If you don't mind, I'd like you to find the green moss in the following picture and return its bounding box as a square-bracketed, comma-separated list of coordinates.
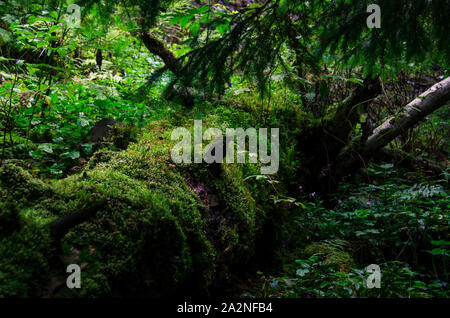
[86, 149, 120, 170]
[0, 164, 58, 297]
[0, 115, 274, 297]
[0, 164, 53, 204]
[215, 164, 260, 263]
[47, 134, 217, 296]
[110, 123, 139, 149]
[0, 219, 54, 297]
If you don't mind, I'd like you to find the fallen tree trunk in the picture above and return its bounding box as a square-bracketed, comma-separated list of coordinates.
[328, 77, 381, 145]
[324, 77, 450, 186]
[0, 117, 272, 297]
[363, 77, 450, 154]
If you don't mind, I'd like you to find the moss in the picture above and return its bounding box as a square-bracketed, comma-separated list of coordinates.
[0, 164, 57, 297]
[0, 218, 54, 297]
[0, 164, 53, 204]
[0, 115, 275, 297]
[110, 123, 139, 149]
[48, 136, 217, 296]
[215, 164, 260, 263]
[61, 205, 196, 297]
[62, 273, 111, 298]
[303, 240, 354, 272]
[86, 149, 120, 170]
[56, 119, 271, 296]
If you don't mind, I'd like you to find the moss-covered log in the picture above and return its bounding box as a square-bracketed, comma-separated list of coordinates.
[0, 120, 272, 297]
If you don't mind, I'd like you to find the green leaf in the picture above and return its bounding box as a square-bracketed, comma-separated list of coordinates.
[296, 268, 310, 277]
[168, 16, 181, 25]
[29, 150, 43, 159]
[27, 65, 39, 75]
[190, 21, 201, 37]
[216, 23, 230, 35]
[49, 24, 61, 33]
[62, 150, 80, 160]
[431, 240, 450, 246]
[38, 143, 53, 154]
[180, 15, 193, 28]
[27, 15, 38, 24]
[188, 6, 209, 15]
[0, 28, 11, 45]
[49, 11, 58, 19]
[82, 143, 93, 155]
[276, 0, 289, 17]
[78, 117, 90, 127]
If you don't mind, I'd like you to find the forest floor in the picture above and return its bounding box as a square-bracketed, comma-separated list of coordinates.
[1, 13, 449, 297]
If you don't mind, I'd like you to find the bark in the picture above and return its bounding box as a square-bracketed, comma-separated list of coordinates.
[140, 31, 195, 106]
[327, 77, 381, 145]
[96, 49, 102, 72]
[140, 31, 182, 76]
[297, 77, 382, 193]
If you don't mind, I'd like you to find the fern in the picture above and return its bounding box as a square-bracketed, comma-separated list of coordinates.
[400, 183, 445, 200]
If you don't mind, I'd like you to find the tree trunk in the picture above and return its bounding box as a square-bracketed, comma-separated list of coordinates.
[140, 31, 196, 106]
[140, 31, 182, 76]
[323, 77, 450, 187]
[327, 77, 381, 146]
[363, 76, 450, 154]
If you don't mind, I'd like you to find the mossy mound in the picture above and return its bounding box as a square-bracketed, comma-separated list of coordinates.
[0, 119, 270, 297]
[0, 164, 53, 203]
[52, 149, 216, 297]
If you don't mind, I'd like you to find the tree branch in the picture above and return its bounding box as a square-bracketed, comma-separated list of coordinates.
[49, 200, 107, 242]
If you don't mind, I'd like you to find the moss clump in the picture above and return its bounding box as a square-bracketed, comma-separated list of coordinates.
[110, 123, 139, 149]
[49, 140, 216, 297]
[85, 149, 120, 170]
[304, 240, 354, 272]
[0, 164, 52, 203]
[0, 164, 57, 297]
[214, 164, 261, 264]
